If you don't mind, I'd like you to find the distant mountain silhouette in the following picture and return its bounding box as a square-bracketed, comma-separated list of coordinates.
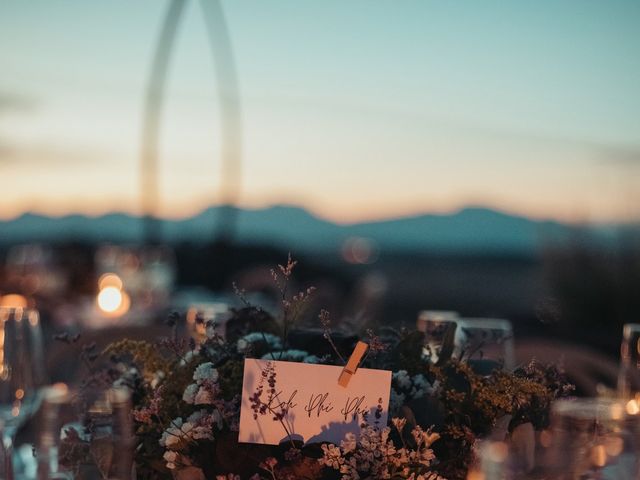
[0, 205, 612, 254]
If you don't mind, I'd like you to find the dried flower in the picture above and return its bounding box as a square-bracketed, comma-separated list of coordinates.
[366, 328, 388, 354]
[319, 424, 445, 480]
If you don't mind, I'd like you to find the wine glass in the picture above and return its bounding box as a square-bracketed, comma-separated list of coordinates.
[416, 310, 460, 364]
[0, 307, 46, 480]
[458, 318, 515, 370]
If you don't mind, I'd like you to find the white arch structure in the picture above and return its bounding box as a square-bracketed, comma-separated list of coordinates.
[140, 0, 242, 243]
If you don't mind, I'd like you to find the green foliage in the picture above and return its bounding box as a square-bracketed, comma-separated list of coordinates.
[217, 359, 244, 401]
[103, 340, 169, 381]
[427, 359, 570, 480]
[387, 330, 426, 375]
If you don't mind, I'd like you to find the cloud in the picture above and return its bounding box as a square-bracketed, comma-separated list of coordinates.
[0, 90, 109, 167]
[0, 140, 111, 167]
[595, 146, 640, 167]
[0, 91, 37, 113]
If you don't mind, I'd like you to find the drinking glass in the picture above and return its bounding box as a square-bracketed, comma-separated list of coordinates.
[458, 318, 515, 370]
[57, 386, 134, 480]
[471, 398, 640, 479]
[618, 323, 640, 400]
[186, 302, 231, 344]
[545, 398, 640, 480]
[0, 307, 46, 480]
[35, 384, 73, 480]
[416, 310, 460, 364]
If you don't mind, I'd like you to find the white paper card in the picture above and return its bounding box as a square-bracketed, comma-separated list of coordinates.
[238, 358, 392, 445]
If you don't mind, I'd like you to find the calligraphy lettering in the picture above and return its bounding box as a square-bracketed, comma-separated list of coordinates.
[341, 396, 367, 421]
[304, 392, 334, 418]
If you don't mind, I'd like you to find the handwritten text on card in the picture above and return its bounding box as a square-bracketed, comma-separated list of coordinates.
[238, 359, 392, 445]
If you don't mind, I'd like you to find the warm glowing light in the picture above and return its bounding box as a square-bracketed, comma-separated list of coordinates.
[15, 388, 24, 400]
[486, 441, 508, 463]
[117, 291, 131, 316]
[98, 273, 123, 290]
[44, 383, 70, 404]
[28, 310, 39, 326]
[466, 471, 485, 480]
[52, 382, 68, 393]
[186, 308, 197, 325]
[610, 403, 624, 420]
[11, 406, 20, 417]
[590, 444, 607, 467]
[96, 272, 130, 318]
[605, 436, 624, 457]
[626, 399, 640, 415]
[0, 294, 27, 308]
[98, 286, 122, 312]
[97, 288, 130, 318]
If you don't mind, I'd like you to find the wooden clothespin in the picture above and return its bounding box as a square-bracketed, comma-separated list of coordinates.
[338, 341, 368, 388]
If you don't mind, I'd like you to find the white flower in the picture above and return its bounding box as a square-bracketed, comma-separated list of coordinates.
[236, 338, 249, 352]
[160, 418, 183, 448]
[151, 370, 165, 389]
[430, 380, 441, 393]
[181, 422, 194, 436]
[159, 416, 215, 450]
[341, 432, 357, 454]
[163, 450, 178, 469]
[392, 417, 407, 433]
[193, 362, 218, 383]
[194, 386, 214, 405]
[211, 409, 224, 429]
[261, 349, 309, 362]
[187, 410, 205, 423]
[319, 444, 344, 470]
[164, 434, 179, 449]
[191, 426, 213, 440]
[303, 355, 321, 364]
[182, 383, 198, 404]
[320, 423, 443, 479]
[237, 332, 282, 352]
[179, 350, 198, 366]
[393, 370, 412, 390]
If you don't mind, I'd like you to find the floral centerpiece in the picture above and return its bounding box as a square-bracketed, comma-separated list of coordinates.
[59, 256, 572, 480]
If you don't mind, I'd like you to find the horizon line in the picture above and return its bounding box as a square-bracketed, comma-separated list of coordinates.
[2, 202, 637, 228]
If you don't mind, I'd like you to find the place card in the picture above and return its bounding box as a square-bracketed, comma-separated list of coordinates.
[238, 358, 392, 445]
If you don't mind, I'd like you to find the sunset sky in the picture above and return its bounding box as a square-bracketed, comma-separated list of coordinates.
[1, 0, 640, 224]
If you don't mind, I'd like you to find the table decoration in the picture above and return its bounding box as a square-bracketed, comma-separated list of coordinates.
[0, 306, 47, 480]
[238, 358, 391, 445]
[55, 257, 573, 480]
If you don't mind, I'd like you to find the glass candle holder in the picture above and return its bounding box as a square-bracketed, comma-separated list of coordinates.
[546, 398, 640, 480]
[416, 310, 460, 364]
[618, 323, 640, 400]
[458, 318, 515, 370]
